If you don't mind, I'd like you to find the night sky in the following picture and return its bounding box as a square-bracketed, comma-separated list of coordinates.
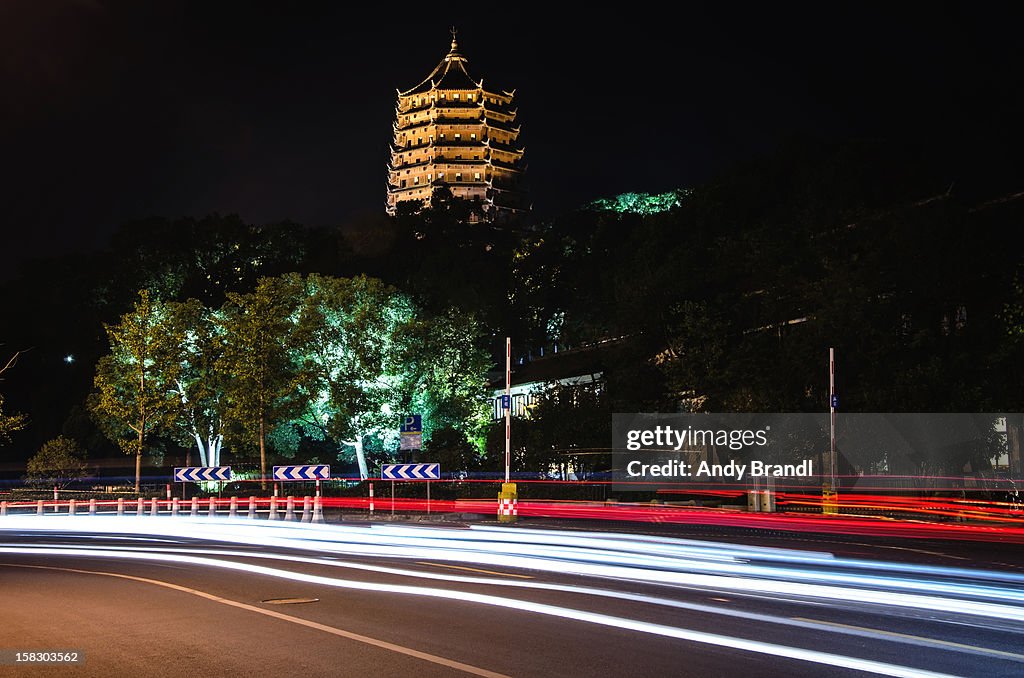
[1, 3, 1020, 278]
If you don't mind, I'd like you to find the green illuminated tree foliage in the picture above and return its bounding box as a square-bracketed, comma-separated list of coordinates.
[26, 436, 90, 488]
[287, 275, 492, 478]
[220, 275, 305, 488]
[291, 275, 419, 479]
[90, 290, 182, 492]
[164, 299, 228, 467]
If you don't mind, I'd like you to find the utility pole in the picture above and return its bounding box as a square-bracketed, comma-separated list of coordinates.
[829, 346, 836, 489]
[825, 347, 838, 515]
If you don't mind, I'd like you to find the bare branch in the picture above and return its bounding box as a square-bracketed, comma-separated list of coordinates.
[0, 347, 32, 378]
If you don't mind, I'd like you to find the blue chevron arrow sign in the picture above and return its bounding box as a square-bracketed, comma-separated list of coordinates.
[174, 466, 232, 483]
[381, 463, 441, 481]
[273, 464, 331, 481]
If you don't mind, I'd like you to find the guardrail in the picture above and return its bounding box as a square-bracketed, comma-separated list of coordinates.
[0, 496, 324, 523]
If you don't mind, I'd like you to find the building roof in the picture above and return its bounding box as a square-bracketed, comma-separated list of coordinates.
[400, 36, 481, 96]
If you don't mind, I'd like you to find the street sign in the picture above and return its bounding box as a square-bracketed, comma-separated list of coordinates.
[174, 466, 232, 483]
[400, 433, 422, 450]
[273, 464, 331, 481]
[500, 394, 511, 410]
[830, 394, 839, 409]
[381, 463, 440, 480]
[400, 415, 423, 451]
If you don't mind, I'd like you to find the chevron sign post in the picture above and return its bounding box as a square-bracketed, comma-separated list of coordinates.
[273, 465, 331, 481]
[381, 463, 441, 515]
[174, 466, 232, 483]
[381, 463, 440, 480]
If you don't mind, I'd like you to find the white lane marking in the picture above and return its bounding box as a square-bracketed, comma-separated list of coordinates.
[0, 550, 962, 678]
[2, 563, 509, 678]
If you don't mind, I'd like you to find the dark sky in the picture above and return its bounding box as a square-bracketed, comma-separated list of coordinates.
[1, 2, 1020, 278]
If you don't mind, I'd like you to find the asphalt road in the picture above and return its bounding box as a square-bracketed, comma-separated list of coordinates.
[2, 516, 1024, 677]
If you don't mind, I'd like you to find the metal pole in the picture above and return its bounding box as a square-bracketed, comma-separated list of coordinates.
[391, 480, 395, 516]
[505, 336, 511, 484]
[829, 347, 836, 490]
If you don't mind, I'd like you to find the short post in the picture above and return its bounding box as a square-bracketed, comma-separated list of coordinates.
[117, 497, 125, 516]
[369, 482, 374, 515]
[88, 498, 97, 515]
[54, 485, 59, 502]
[69, 499, 77, 516]
[1, 501, 7, 517]
[316, 478, 321, 498]
[166, 484, 171, 501]
[312, 495, 324, 523]
[269, 496, 279, 520]
[247, 496, 256, 519]
[301, 496, 311, 522]
[285, 496, 295, 522]
[190, 497, 199, 516]
[37, 500, 44, 516]
[229, 496, 238, 518]
[497, 483, 517, 523]
[150, 497, 159, 516]
[207, 497, 216, 518]
[171, 498, 180, 517]
[136, 497, 144, 516]
[427, 480, 431, 515]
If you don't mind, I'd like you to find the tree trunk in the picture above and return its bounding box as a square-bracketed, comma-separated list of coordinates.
[259, 416, 267, 490]
[194, 433, 208, 467]
[135, 430, 143, 493]
[343, 437, 369, 480]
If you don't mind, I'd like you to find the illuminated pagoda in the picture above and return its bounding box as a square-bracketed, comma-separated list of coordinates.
[387, 30, 527, 220]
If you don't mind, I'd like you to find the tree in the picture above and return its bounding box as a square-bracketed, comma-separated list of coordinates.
[220, 275, 304, 488]
[164, 299, 228, 467]
[288, 275, 494, 478]
[0, 349, 28, 443]
[26, 436, 89, 488]
[91, 291, 181, 492]
[291, 274, 419, 479]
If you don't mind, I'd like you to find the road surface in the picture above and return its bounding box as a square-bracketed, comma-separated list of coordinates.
[2, 515, 1023, 677]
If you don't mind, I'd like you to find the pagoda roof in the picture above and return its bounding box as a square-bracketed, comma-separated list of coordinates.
[399, 35, 483, 96]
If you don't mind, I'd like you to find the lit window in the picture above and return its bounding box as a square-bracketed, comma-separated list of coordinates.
[417, 137, 422, 145]
[454, 92, 460, 100]
[470, 133, 477, 140]
[456, 173, 463, 181]
[455, 133, 461, 141]
[427, 173, 433, 180]
[468, 93, 475, 101]
[414, 176, 420, 185]
[455, 154, 462, 159]
[428, 134, 434, 142]
[438, 172, 445, 181]
[474, 172, 481, 181]
[401, 179, 406, 188]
